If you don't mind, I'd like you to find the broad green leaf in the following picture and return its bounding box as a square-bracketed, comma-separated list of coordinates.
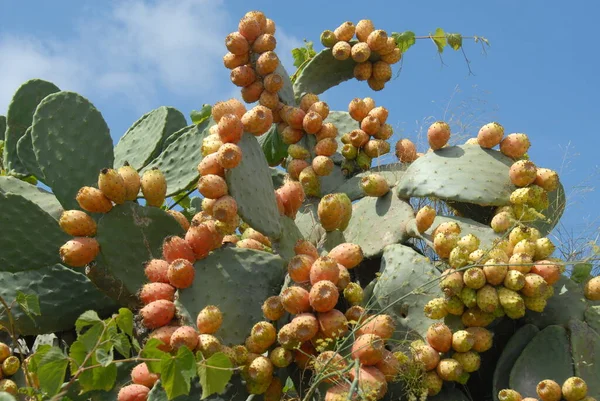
[75, 310, 102, 334]
[161, 347, 197, 400]
[292, 41, 316, 68]
[258, 124, 288, 166]
[571, 263, 592, 283]
[197, 352, 234, 399]
[141, 338, 169, 373]
[78, 322, 104, 352]
[112, 332, 131, 358]
[79, 362, 118, 393]
[432, 28, 447, 53]
[36, 347, 69, 396]
[29, 344, 51, 371]
[446, 33, 463, 50]
[115, 308, 134, 337]
[95, 348, 114, 367]
[190, 105, 211, 125]
[392, 31, 416, 53]
[283, 376, 295, 392]
[15, 291, 41, 321]
[171, 190, 192, 210]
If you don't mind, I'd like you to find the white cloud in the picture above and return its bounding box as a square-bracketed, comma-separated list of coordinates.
[0, 1, 302, 116]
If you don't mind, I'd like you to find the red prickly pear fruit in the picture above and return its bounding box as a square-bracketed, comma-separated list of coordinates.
[230, 65, 256, 87]
[217, 114, 243, 144]
[367, 29, 388, 51]
[252, 33, 276, 53]
[144, 259, 170, 283]
[374, 123, 393, 140]
[287, 254, 314, 283]
[315, 138, 338, 157]
[436, 358, 464, 382]
[530, 260, 560, 285]
[336, 264, 350, 290]
[351, 334, 384, 365]
[500, 133, 530, 158]
[356, 19, 374, 42]
[98, 168, 127, 204]
[510, 160, 538, 187]
[328, 243, 363, 269]
[498, 389, 523, 401]
[60, 237, 99, 267]
[477, 122, 504, 148]
[287, 159, 309, 180]
[534, 168, 559, 192]
[345, 305, 366, 325]
[280, 286, 311, 314]
[317, 195, 343, 231]
[466, 327, 493, 352]
[250, 321, 277, 349]
[59, 210, 97, 236]
[241, 228, 270, 247]
[280, 125, 304, 144]
[427, 121, 451, 150]
[217, 143, 243, 169]
[452, 330, 475, 352]
[167, 259, 195, 289]
[363, 139, 390, 158]
[411, 343, 441, 371]
[584, 276, 600, 301]
[211, 195, 238, 222]
[185, 223, 215, 259]
[293, 341, 317, 370]
[372, 61, 392, 82]
[276, 179, 305, 218]
[314, 351, 348, 383]
[170, 326, 199, 351]
[360, 173, 389, 197]
[197, 174, 228, 199]
[212, 99, 246, 123]
[222, 235, 239, 245]
[264, 377, 283, 401]
[236, 238, 267, 251]
[76, 186, 113, 213]
[375, 349, 402, 382]
[294, 239, 319, 259]
[225, 31, 249, 55]
[483, 259, 508, 285]
[309, 280, 339, 312]
[303, 111, 323, 134]
[117, 162, 141, 201]
[166, 210, 190, 232]
[131, 362, 159, 388]
[198, 153, 225, 178]
[415, 205, 436, 233]
[299, 93, 319, 112]
[148, 325, 179, 352]
[426, 323, 452, 353]
[162, 236, 195, 264]
[256, 51, 280, 76]
[536, 379, 562, 401]
[477, 285, 500, 313]
[395, 138, 418, 163]
[349, 129, 369, 148]
[139, 283, 175, 305]
[118, 384, 150, 401]
[318, 309, 348, 338]
[357, 314, 395, 340]
[311, 156, 334, 177]
[282, 106, 306, 130]
[290, 313, 319, 342]
[196, 305, 223, 334]
[349, 366, 388, 401]
[140, 168, 167, 207]
[140, 300, 175, 329]
[522, 273, 548, 297]
[203, 219, 225, 247]
[310, 257, 340, 285]
[269, 347, 293, 368]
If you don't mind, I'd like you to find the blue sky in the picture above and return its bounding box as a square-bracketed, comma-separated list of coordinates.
[1, 0, 598, 246]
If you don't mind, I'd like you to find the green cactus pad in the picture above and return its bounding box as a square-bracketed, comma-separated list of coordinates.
[3, 79, 60, 175]
[508, 325, 574, 397]
[0, 114, 5, 138]
[0, 264, 117, 335]
[319, 230, 346, 255]
[114, 106, 187, 170]
[0, 176, 62, 220]
[343, 192, 413, 258]
[568, 319, 600, 398]
[161, 124, 195, 152]
[176, 247, 285, 346]
[225, 133, 282, 239]
[292, 49, 356, 101]
[332, 163, 407, 201]
[142, 118, 213, 197]
[275, 216, 304, 262]
[95, 202, 184, 303]
[16, 127, 45, 181]
[585, 305, 600, 333]
[275, 63, 296, 106]
[258, 124, 288, 167]
[530, 182, 566, 236]
[373, 244, 443, 339]
[31, 91, 114, 210]
[319, 164, 347, 196]
[523, 275, 588, 328]
[0, 192, 69, 272]
[325, 110, 359, 152]
[294, 199, 324, 244]
[492, 324, 540, 401]
[396, 145, 515, 206]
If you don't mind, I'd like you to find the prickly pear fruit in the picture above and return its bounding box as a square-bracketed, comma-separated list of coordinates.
[117, 384, 150, 401]
[140, 300, 175, 329]
[276, 179, 305, 219]
[534, 238, 555, 260]
[196, 305, 223, 334]
[510, 160, 538, 187]
[255, 51, 280, 78]
[162, 236, 195, 264]
[500, 133, 530, 159]
[356, 314, 395, 340]
[139, 283, 175, 305]
[148, 325, 178, 352]
[166, 210, 190, 232]
[98, 168, 127, 204]
[117, 162, 141, 201]
[299, 166, 320, 197]
[328, 243, 363, 269]
[530, 260, 560, 285]
[281, 286, 311, 314]
[170, 326, 199, 351]
[261, 296, 284, 321]
[440, 270, 464, 296]
[309, 280, 339, 313]
[433, 233, 459, 258]
[535, 168, 559, 192]
[453, 351, 481, 373]
[415, 205, 436, 233]
[477, 285, 500, 313]
[483, 259, 508, 285]
[197, 334, 222, 358]
[492, 211, 515, 233]
[198, 174, 228, 199]
[426, 323, 452, 353]
[131, 362, 159, 388]
[452, 330, 475, 352]
[140, 168, 166, 207]
[360, 174, 389, 197]
[395, 138, 418, 163]
[269, 347, 293, 368]
[424, 297, 448, 320]
[311, 155, 334, 177]
[504, 270, 526, 291]
[343, 282, 364, 305]
[522, 273, 548, 297]
[584, 276, 600, 301]
[423, 371, 443, 396]
[477, 122, 504, 148]
[460, 287, 478, 308]
[217, 143, 243, 169]
[536, 379, 562, 401]
[562, 377, 588, 401]
[498, 389, 523, 401]
[498, 287, 525, 312]
[436, 358, 464, 381]
[465, 327, 493, 352]
[310, 257, 340, 285]
[76, 186, 113, 213]
[427, 121, 451, 150]
[461, 307, 495, 327]
[59, 210, 97, 236]
[185, 222, 216, 259]
[449, 247, 470, 269]
[351, 334, 384, 365]
[59, 237, 100, 267]
[317, 194, 343, 231]
[236, 238, 267, 251]
[287, 254, 314, 283]
[318, 309, 348, 338]
[211, 195, 238, 222]
[167, 259, 195, 289]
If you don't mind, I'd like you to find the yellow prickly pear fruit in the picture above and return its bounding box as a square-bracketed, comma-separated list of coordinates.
[98, 168, 126, 204]
[141, 168, 167, 207]
[118, 162, 141, 201]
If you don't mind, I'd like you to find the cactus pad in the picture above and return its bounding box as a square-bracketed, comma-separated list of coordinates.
[294, 200, 324, 244]
[3, 79, 60, 175]
[31, 91, 114, 210]
[332, 163, 407, 201]
[142, 119, 213, 196]
[509, 325, 574, 397]
[530, 182, 566, 236]
[16, 127, 45, 181]
[568, 319, 600, 398]
[161, 124, 195, 153]
[0, 176, 62, 220]
[0, 192, 69, 272]
[343, 192, 413, 258]
[319, 164, 347, 196]
[373, 244, 442, 338]
[0, 264, 117, 335]
[275, 63, 295, 106]
[95, 202, 184, 303]
[176, 247, 285, 346]
[585, 305, 600, 333]
[114, 106, 187, 170]
[226, 133, 282, 239]
[276, 216, 304, 262]
[396, 145, 515, 206]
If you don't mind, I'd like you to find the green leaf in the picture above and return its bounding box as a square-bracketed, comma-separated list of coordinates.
[392, 31, 416, 53]
[171, 190, 192, 210]
[78, 321, 104, 352]
[36, 347, 69, 397]
[257, 124, 288, 166]
[71, 338, 118, 393]
[572, 263, 592, 283]
[283, 376, 295, 392]
[291, 40, 316, 68]
[446, 33, 463, 50]
[115, 308, 134, 337]
[197, 352, 233, 399]
[161, 347, 197, 400]
[190, 105, 211, 125]
[112, 332, 131, 358]
[432, 28, 447, 53]
[141, 338, 169, 374]
[75, 310, 102, 334]
[15, 291, 41, 321]
[95, 348, 114, 367]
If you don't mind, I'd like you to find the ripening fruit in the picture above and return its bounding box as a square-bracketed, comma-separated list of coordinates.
[98, 168, 127, 204]
[212, 99, 246, 123]
[144, 259, 169, 283]
[360, 173, 389, 197]
[140, 299, 175, 329]
[167, 259, 195, 289]
[312, 156, 334, 176]
[280, 286, 311, 314]
[139, 282, 175, 305]
[252, 33, 276, 53]
[328, 243, 364, 269]
[478, 122, 504, 148]
[354, 61, 373, 81]
[256, 51, 280, 76]
[141, 168, 167, 207]
[217, 114, 243, 144]
[309, 280, 339, 312]
[367, 76, 386, 91]
[60, 237, 100, 267]
[223, 52, 249, 69]
[334, 21, 355, 42]
[262, 296, 285, 321]
[131, 362, 160, 388]
[197, 174, 228, 199]
[320, 30, 338, 48]
[287, 254, 314, 283]
[416, 205, 436, 233]
[466, 327, 493, 352]
[352, 334, 384, 365]
[584, 276, 600, 301]
[170, 326, 199, 351]
[117, 384, 150, 401]
[562, 377, 588, 401]
[536, 379, 562, 401]
[510, 160, 538, 187]
[357, 315, 395, 340]
[230, 65, 256, 87]
[367, 30, 388, 51]
[372, 61, 392, 82]
[118, 162, 141, 201]
[318, 309, 349, 338]
[426, 323, 452, 353]
[310, 256, 340, 285]
[263, 73, 283, 93]
[332, 41, 351, 60]
[535, 168, 560, 192]
[303, 111, 323, 134]
[238, 15, 261, 43]
[217, 143, 243, 169]
[59, 210, 96, 237]
[167, 210, 190, 232]
[76, 186, 113, 213]
[428, 121, 451, 150]
[351, 42, 371, 63]
[162, 236, 195, 264]
[225, 32, 249, 55]
[500, 133, 530, 158]
[242, 105, 273, 135]
[395, 138, 418, 162]
[196, 305, 223, 334]
[497, 389, 523, 401]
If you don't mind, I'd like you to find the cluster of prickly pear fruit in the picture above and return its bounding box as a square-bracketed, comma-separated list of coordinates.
[0, 342, 21, 396]
[321, 20, 401, 91]
[499, 376, 594, 401]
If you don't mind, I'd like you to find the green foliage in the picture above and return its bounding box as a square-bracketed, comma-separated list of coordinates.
[190, 105, 212, 125]
[392, 31, 416, 52]
[446, 33, 463, 50]
[258, 124, 288, 167]
[197, 352, 233, 399]
[432, 28, 447, 53]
